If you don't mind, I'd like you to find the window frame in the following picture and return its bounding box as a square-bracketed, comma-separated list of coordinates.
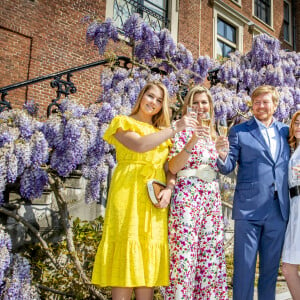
[231, 0, 242, 7]
[217, 18, 237, 57]
[253, 0, 273, 28]
[283, 0, 292, 44]
[213, 5, 244, 59]
[106, 0, 178, 42]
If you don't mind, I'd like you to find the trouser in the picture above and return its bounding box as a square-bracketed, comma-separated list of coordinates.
[233, 196, 287, 300]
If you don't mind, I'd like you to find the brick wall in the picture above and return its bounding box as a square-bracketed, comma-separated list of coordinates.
[1, 0, 297, 115]
[178, 0, 295, 60]
[0, 0, 107, 116]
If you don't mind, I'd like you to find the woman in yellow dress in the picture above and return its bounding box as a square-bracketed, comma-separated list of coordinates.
[92, 81, 197, 300]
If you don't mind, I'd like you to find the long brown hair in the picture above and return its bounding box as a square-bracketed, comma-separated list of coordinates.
[182, 85, 216, 139]
[289, 110, 300, 150]
[130, 81, 170, 128]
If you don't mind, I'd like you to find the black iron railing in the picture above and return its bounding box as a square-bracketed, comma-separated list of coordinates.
[1, 55, 223, 118]
[0, 56, 131, 116]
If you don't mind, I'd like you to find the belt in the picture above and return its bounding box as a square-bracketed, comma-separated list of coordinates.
[290, 185, 300, 199]
[177, 165, 217, 182]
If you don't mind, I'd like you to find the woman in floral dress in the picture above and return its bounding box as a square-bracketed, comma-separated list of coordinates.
[164, 86, 228, 300]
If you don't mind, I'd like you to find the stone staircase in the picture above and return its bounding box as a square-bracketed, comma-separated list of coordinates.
[4, 171, 105, 248]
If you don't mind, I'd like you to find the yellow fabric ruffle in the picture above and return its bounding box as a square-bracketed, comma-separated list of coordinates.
[92, 115, 171, 287]
[92, 239, 169, 287]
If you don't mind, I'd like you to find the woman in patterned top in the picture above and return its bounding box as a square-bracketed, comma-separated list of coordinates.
[164, 86, 228, 300]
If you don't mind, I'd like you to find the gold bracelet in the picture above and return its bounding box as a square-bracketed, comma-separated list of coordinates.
[183, 147, 192, 154]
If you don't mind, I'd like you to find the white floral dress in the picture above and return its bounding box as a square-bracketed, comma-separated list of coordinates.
[164, 128, 228, 300]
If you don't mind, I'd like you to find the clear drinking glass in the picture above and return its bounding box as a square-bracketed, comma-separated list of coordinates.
[200, 112, 211, 127]
[187, 106, 198, 120]
[291, 159, 300, 182]
[218, 118, 229, 152]
[218, 118, 228, 137]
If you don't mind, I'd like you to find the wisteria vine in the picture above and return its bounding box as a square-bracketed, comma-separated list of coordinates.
[0, 226, 39, 299]
[214, 34, 300, 121]
[1, 16, 300, 206]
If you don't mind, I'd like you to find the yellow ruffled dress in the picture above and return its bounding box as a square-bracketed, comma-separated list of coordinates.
[92, 115, 171, 287]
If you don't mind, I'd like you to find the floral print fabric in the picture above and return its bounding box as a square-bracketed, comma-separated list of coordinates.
[164, 129, 228, 300]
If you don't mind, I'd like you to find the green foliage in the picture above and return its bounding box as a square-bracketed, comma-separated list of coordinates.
[23, 216, 104, 299]
[22, 215, 166, 299]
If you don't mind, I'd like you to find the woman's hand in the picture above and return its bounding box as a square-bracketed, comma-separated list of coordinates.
[215, 136, 229, 161]
[193, 126, 210, 140]
[155, 187, 172, 209]
[173, 115, 198, 133]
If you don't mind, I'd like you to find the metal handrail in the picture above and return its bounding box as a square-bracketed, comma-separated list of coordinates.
[0, 56, 131, 115]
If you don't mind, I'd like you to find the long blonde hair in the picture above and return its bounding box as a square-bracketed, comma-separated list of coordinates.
[130, 81, 170, 128]
[289, 110, 300, 151]
[183, 85, 216, 140]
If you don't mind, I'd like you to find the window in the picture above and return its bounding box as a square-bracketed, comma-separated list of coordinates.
[113, 0, 169, 32]
[231, 0, 241, 5]
[284, 1, 291, 43]
[254, 0, 271, 25]
[216, 18, 237, 57]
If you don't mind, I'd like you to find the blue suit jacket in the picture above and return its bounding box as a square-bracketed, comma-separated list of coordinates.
[217, 117, 290, 221]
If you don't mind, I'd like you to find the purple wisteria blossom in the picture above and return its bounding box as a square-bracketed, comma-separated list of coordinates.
[192, 56, 213, 83]
[0, 227, 11, 291]
[20, 167, 48, 200]
[215, 34, 300, 121]
[0, 228, 39, 299]
[0, 110, 49, 202]
[123, 13, 144, 41]
[156, 29, 176, 59]
[86, 18, 118, 55]
[23, 100, 39, 117]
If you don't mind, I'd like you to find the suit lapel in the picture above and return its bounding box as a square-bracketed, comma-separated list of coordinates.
[247, 118, 274, 163]
[273, 121, 283, 162]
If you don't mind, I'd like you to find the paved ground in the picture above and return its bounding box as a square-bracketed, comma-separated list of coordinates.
[228, 278, 292, 300]
[253, 281, 292, 300]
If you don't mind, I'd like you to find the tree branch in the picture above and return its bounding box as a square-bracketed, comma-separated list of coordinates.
[47, 173, 106, 300]
[36, 283, 75, 298]
[0, 205, 58, 269]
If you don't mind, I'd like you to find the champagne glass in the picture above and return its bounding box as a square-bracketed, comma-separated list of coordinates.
[201, 112, 211, 127]
[291, 159, 300, 181]
[199, 112, 210, 141]
[218, 118, 228, 137]
[187, 106, 198, 130]
[187, 105, 198, 120]
[218, 118, 229, 152]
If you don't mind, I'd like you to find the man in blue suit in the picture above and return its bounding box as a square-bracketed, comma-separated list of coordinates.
[216, 85, 290, 300]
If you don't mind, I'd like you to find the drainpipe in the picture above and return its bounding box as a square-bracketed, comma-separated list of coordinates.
[292, 0, 296, 51]
[199, 0, 202, 57]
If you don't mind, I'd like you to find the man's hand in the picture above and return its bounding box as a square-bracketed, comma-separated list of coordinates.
[215, 136, 229, 161]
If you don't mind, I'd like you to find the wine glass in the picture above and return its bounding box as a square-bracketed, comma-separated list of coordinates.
[218, 118, 229, 152]
[218, 118, 228, 137]
[187, 105, 198, 120]
[200, 112, 211, 127]
[198, 112, 210, 141]
[187, 106, 198, 130]
[291, 159, 300, 182]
